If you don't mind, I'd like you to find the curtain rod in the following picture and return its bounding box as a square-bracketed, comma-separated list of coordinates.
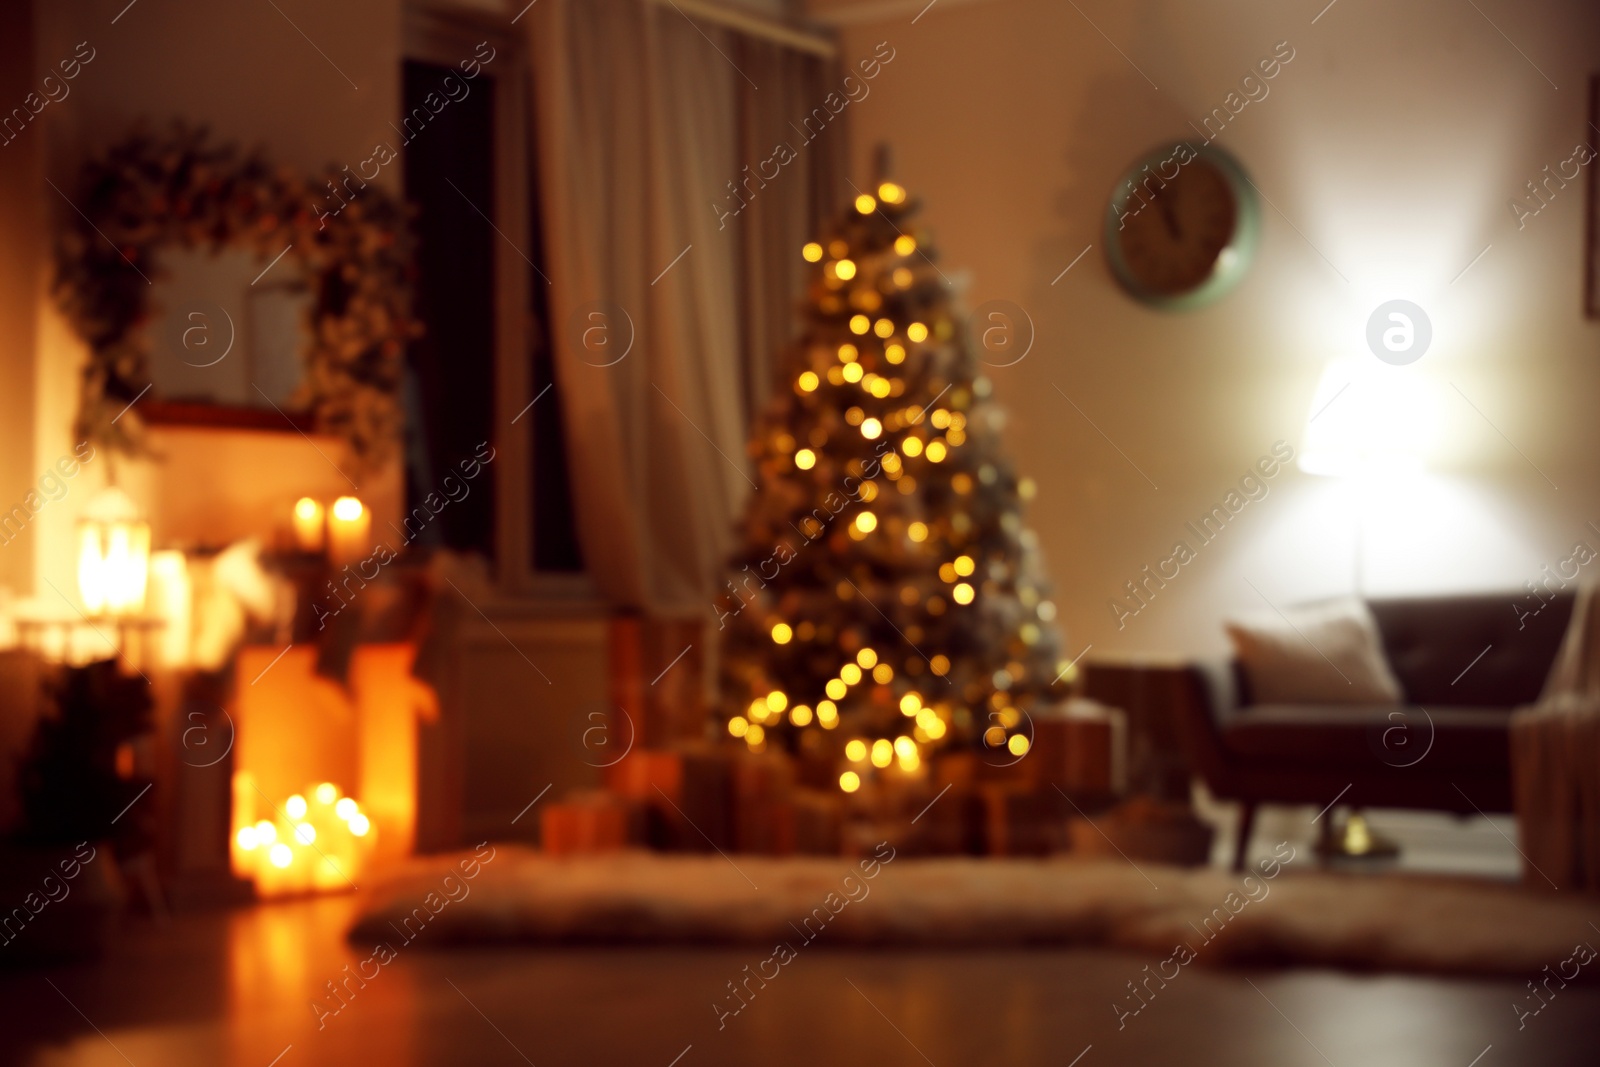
[649, 0, 839, 59]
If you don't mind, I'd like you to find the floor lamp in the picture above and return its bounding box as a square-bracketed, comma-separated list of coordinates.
[1298, 357, 1428, 859]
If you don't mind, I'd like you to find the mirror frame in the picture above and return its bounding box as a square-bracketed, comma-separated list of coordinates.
[53, 124, 416, 474]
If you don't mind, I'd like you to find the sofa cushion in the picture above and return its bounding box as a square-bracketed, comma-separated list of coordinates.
[1220, 704, 1510, 774]
[1368, 593, 1572, 708]
[1225, 598, 1404, 705]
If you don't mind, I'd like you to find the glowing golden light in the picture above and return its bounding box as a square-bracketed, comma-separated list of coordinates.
[854, 512, 878, 535]
[802, 241, 824, 262]
[907, 322, 930, 343]
[871, 739, 893, 768]
[766, 690, 788, 713]
[826, 678, 848, 700]
[1008, 734, 1030, 757]
[857, 647, 879, 669]
[984, 725, 1007, 747]
[840, 663, 863, 685]
[255, 820, 277, 843]
[877, 182, 905, 203]
[931, 409, 951, 429]
[798, 371, 819, 392]
[860, 417, 883, 440]
[895, 235, 917, 255]
[817, 700, 839, 727]
[885, 343, 906, 364]
[332, 497, 363, 523]
[901, 693, 922, 715]
[930, 654, 951, 676]
[855, 194, 877, 214]
[747, 723, 766, 745]
[869, 377, 892, 398]
[846, 739, 868, 762]
[314, 782, 337, 805]
[294, 823, 317, 845]
[874, 318, 895, 338]
[795, 449, 816, 470]
[892, 267, 913, 288]
[349, 814, 371, 836]
[873, 663, 893, 683]
[953, 582, 975, 605]
[269, 843, 293, 868]
[285, 794, 308, 820]
[838, 343, 859, 362]
[835, 259, 858, 281]
[925, 440, 948, 463]
[840, 770, 861, 793]
[849, 314, 871, 335]
[729, 716, 749, 738]
[954, 555, 975, 577]
[236, 826, 259, 850]
[790, 704, 814, 726]
[842, 363, 865, 384]
[908, 521, 928, 542]
[902, 437, 923, 458]
[771, 622, 794, 644]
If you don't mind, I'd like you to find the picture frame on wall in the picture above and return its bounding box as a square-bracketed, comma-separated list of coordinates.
[1589, 73, 1600, 319]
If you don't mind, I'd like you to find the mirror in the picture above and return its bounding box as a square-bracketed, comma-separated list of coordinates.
[142, 247, 312, 411]
[54, 125, 416, 476]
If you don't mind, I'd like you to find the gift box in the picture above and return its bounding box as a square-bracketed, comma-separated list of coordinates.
[1026, 699, 1127, 798]
[540, 791, 635, 855]
[605, 742, 733, 851]
[608, 615, 707, 748]
[979, 783, 1071, 856]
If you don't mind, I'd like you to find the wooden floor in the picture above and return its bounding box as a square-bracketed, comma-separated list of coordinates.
[3, 891, 1597, 1066]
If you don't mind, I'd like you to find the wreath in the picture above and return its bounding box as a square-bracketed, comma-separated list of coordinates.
[53, 124, 417, 475]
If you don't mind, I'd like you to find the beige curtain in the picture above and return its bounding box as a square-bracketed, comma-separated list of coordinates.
[526, 0, 842, 614]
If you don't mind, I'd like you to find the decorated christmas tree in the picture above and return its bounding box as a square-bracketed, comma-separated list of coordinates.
[718, 177, 1072, 795]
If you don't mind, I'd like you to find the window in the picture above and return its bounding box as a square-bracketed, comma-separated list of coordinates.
[403, 10, 586, 592]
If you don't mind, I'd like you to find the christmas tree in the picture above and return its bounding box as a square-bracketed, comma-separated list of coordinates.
[717, 178, 1072, 794]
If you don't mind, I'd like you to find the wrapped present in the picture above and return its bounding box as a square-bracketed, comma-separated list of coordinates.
[540, 791, 635, 855]
[604, 742, 733, 851]
[608, 615, 707, 748]
[732, 749, 797, 854]
[1026, 699, 1127, 798]
[790, 789, 844, 855]
[980, 784, 1071, 856]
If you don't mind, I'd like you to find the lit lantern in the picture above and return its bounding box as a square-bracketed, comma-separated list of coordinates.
[77, 487, 150, 617]
[327, 496, 370, 565]
[292, 497, 326, 553]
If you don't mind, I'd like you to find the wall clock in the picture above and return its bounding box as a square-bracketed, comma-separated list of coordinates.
[1103, 142, 1260, 310]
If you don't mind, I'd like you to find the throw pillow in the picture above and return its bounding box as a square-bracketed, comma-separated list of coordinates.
[1225, 597, 1404, 704]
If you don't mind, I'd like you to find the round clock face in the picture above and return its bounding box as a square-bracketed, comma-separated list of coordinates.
[1104, 144, 1259, 310]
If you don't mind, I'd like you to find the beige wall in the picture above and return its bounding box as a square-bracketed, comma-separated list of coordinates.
[0, 1, 42, 600]
[811, 0, 1600, 656]
[25, 0, 403, 598]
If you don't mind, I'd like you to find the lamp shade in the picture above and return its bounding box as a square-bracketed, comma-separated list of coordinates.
[1298, 358, 1430, 480]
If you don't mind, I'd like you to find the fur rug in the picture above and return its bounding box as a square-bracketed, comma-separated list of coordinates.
[348, 845, 1600, 977]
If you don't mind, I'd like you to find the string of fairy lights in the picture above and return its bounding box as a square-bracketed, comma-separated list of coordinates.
[719, 181, 1070, 795]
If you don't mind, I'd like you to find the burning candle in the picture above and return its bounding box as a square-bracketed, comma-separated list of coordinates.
[327, 496, 370, 566]
[292, 497, 326, 553]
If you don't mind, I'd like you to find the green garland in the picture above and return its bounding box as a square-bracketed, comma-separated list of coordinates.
[53, 124, 417, 474]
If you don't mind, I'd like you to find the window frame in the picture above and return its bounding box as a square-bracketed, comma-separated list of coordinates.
[404, 5, 598, 606]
